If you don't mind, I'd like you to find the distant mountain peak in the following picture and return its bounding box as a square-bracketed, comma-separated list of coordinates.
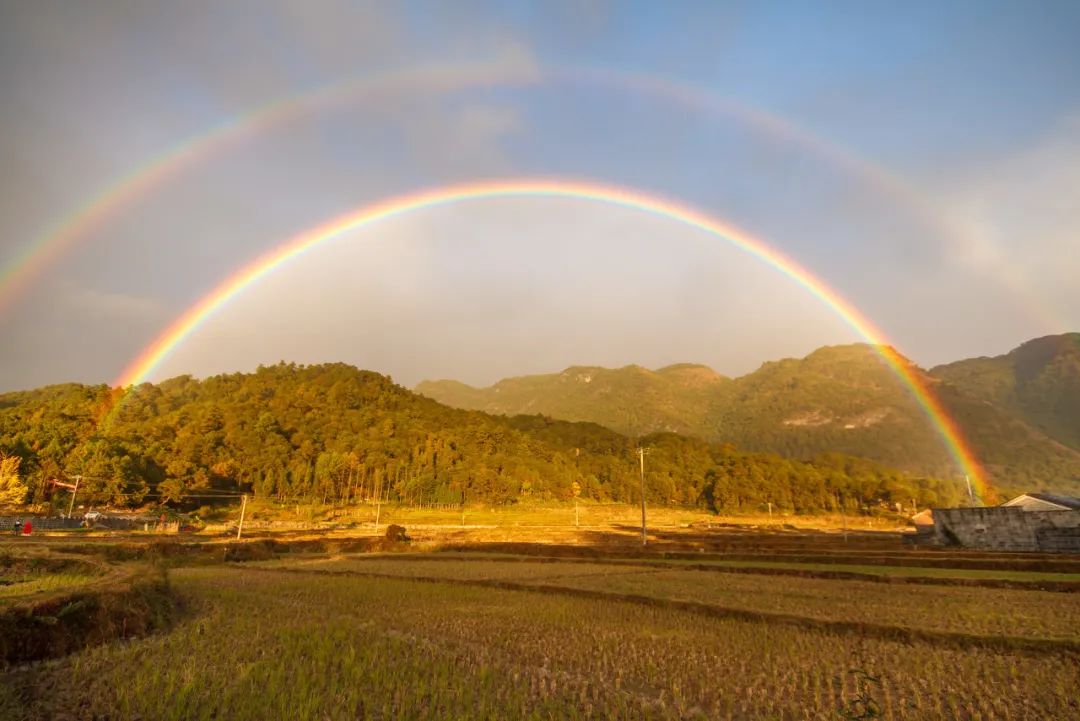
[931, 332, 1080, 451]
[656, 362, 724, 376]
[416, 338, 1080, 495]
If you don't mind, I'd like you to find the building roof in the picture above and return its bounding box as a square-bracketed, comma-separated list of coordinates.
[1001, 493, 1080, 511]
[911, 509, 934, 525]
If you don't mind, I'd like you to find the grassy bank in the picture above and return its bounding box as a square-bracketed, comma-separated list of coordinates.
[0, 564, 175, 665]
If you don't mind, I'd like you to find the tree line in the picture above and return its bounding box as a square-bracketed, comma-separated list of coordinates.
[0, 363, 967, 514]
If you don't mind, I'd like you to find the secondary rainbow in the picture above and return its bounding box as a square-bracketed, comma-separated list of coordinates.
[108, 178, 988, 499]
[0, 63, 1057, 334]
[0, 62, 537, 315]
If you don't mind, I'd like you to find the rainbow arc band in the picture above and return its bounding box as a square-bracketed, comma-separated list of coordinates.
[107, 178, 987, 499]
[0, 63, 1054, 333]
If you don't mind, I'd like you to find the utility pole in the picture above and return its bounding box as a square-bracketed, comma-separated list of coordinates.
[374, 479, 383, 535]
[964, 475, 975, 506]
[66, 475, 82, 518]
[638, 447, 647, 546]
[236, 494, 248, 540]
[572, 481, 581, 528]
[836, 491, 848, 543]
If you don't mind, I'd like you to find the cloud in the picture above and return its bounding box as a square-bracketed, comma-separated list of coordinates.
[938, 114, 1080, 332]
[154, 198, 855, 387]
[368, 38, 539, 175]
[3, 2, 1074, 392]
[0, 282, 168, 389]
[56, 286, 166, 323]
[401, 101, 525, 173]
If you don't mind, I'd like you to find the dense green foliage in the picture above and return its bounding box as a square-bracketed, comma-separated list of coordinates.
[932, 333, 1080, 449]
[419, 342, 1080, 495]
[0, 363, 958, 513]
[418, 362, 728, 438]
[0, 454, 25, 505]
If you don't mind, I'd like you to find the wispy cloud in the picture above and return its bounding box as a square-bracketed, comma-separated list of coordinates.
[57, 286, 166, 323]
[939, 114, 1080, 333]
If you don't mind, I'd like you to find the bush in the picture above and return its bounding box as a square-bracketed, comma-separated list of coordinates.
[384, 524, 409, 543]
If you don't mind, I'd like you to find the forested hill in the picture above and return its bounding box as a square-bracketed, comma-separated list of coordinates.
[0, 363, 964, 513]
[418, 343, 1080, 496]
[931, 334, 1080, 450]
[416, 363, 730, 438]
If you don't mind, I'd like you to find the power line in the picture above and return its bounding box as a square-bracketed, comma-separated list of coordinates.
[58, 491, 245, 499]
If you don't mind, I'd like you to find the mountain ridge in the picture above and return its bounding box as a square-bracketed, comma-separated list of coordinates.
[417, 361, 731, 439]
[417, 338, 1080, 495]
[932, 333, 1080, 450]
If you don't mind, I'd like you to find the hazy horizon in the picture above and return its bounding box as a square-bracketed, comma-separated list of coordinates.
[3, 329, 1070, 394]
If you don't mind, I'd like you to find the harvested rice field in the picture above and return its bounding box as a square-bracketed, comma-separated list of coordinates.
[3, 547, 1078, 720]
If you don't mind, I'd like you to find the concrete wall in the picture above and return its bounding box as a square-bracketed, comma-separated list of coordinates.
[0, 516, 84, 531]
[930, 506, 1080, 552]
[0, 516, 149, 532]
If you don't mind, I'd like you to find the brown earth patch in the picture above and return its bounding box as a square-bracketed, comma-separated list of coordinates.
[0, 566, 176, 666]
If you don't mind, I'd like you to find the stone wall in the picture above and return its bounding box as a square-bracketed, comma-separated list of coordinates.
[929, 507, 1080, 552]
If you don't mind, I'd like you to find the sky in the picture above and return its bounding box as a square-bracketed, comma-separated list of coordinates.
[0, 0, 1078, 390]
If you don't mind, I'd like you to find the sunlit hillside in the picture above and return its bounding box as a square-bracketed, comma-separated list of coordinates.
[933, 333, 1080, 449]
[0, 363, 964, 513]
[420, 340, 1080, 495]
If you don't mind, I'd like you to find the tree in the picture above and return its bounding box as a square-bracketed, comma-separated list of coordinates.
[158, 477, 188, 505]
[0, 362, 963, 510]
[0, 454, 28, 505]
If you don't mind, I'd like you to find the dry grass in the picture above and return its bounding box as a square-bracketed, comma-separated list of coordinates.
[528, 566, 1080, 640]
[0, 551, 108, 605]
[269, 555, 1080, 640]
[3, 563, 1078, 720]
[0, 573, 99, 600]
[3, 522, 1078, 719]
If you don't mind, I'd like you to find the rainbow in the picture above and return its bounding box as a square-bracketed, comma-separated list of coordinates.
[0, 63, 1057, 335]
[108, 178, 988, 500]
[0, 62, 540, 316]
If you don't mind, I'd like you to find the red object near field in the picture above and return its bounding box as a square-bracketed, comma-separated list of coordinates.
[21, 521, 31, 535]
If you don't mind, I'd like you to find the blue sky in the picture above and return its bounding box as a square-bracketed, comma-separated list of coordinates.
[0, 1, 1078, 389]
